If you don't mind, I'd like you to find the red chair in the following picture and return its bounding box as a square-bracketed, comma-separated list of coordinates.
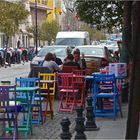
[62, 66, 79, 73]
[72, 69, 86, 76]
[72, 69, 86, 108]
[57, 73, 79, 112]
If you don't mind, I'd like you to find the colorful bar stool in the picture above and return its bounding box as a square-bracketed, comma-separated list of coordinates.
[0, 85, 20, 139]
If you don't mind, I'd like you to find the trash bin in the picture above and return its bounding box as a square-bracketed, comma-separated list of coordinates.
[121, 80, 129, 103]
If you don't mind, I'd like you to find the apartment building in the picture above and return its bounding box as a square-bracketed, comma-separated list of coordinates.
[0, 0, 62, 48]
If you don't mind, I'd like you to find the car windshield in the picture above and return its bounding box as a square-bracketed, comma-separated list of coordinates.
[78, 47, 104, 56]
[55, 38, 85, 46]
[37, 47, 66, 57]
[105, 41, 118, 46]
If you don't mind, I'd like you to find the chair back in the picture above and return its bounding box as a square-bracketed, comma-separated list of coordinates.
[15, 77, 40, 99]
[0, 85, 17, 113]
[28, 66, 51, 77]
[73, 69, 86, 76]
[57, 73, 74, 89]
[15, 77, 39, 87]
[38, 73, 56, 95]
[94, 74, 117, 94]
[62, 66, 79, 73]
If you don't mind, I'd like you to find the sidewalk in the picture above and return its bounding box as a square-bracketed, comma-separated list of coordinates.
[84, 103, 128, 140]
[30, 102, 128, 140]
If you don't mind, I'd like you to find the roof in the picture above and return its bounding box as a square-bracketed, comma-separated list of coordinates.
[43, 45, 71, 48]
[56, 31, 89, 38]
[75, 45, 104, 48]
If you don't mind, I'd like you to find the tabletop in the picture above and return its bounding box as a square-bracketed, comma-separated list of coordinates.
[15, 86, 40, 91]
[86, 73, 127, 81]
[38, 80, 56, 83]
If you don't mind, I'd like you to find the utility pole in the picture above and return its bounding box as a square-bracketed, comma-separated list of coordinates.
[35, 0, 38, 54]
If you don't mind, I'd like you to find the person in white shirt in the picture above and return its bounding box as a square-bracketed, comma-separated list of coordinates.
[42, 52, 61, 73]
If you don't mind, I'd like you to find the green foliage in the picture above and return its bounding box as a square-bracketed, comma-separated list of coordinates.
[0, 1, 29, 36]
[26, 26, 35, 36]
[75, 0, 123, 32]
[80, 26, 106, 41]
[27, 25, 42, 42]
[40, 20, 60, 44]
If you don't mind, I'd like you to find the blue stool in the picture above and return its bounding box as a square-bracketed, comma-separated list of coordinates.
[93, 74, 122, 120]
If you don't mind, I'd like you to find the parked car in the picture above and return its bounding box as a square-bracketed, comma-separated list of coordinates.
[103, 40, 119, 52]
[72, 45, 114, 74]
[30, 45, 71, 69]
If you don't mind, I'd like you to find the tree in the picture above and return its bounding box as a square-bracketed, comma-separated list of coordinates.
[0, 1, 29, 38]
[75, 0, 123, 32]
[27, 25, 41, 45]
[40, 20, 60, 45]
[0, 1, 29, 64]
[75, 1, 129, 64]
[80, 25, 106, 41]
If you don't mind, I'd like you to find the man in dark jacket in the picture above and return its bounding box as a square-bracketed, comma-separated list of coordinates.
[63, 54, 80, 68]
[53, 53, 63, 65]
[73, 48, 86, 69]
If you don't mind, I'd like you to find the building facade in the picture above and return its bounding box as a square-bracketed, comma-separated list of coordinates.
[0, 0, 63, 49]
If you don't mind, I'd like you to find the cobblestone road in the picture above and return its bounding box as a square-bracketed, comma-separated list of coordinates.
[30, 100, 77, 139]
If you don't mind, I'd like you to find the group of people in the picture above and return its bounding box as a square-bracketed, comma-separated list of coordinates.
[0, 47, 35, 67]
[41, 48, 87, 73]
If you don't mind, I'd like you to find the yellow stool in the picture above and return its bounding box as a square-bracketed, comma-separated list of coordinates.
[38, 72, 56, 121]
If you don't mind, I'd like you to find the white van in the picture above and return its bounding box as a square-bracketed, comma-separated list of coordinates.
[55, 31, 90, 46]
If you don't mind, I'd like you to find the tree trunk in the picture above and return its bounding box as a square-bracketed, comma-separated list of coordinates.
[125, 2, 140, 139]
[120, 1, 132, 63]
[120, 1, 132, 103]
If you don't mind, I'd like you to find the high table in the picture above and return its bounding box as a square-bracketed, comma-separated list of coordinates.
[12, 86, 40, 139]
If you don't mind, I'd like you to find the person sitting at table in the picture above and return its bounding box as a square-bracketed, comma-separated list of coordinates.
[53, 53, 63, 65]
[42, 52, 61, 73]
[73, 48, 87, 69]
[63, 54, 80, 68]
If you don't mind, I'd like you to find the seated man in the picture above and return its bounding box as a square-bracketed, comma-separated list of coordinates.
[53, 53, 63, 65]
[63, 54, 80, 68]
[62, 54, 80, 73]
[73, 48, 87, 69]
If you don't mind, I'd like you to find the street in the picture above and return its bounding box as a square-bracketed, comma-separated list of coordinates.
[0, 62, 30, 83]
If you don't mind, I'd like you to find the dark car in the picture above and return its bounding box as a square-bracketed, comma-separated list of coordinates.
[73, 45, 114, 74]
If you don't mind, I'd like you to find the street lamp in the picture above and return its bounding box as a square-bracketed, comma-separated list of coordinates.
[35, 0, 38, 54]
